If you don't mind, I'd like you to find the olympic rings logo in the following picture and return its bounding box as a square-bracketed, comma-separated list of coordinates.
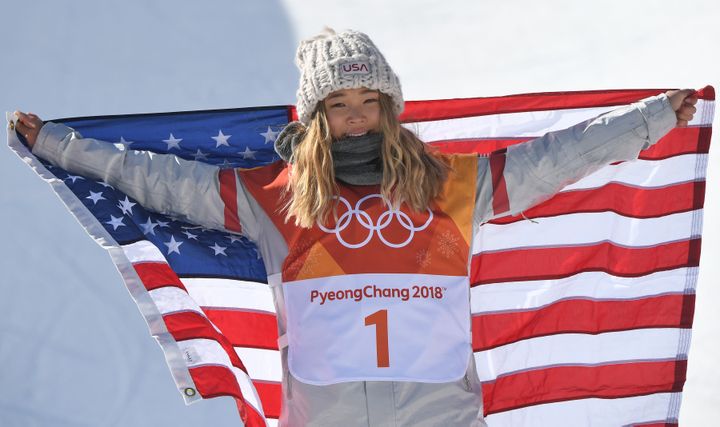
[317, 194, 433, 249]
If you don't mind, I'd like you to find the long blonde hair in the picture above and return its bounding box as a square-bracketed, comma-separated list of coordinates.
[284, 93, 450, 228]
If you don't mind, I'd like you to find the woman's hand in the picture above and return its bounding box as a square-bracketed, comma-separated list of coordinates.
[665, 89, 698, 128]
[14, 111, 44, 149]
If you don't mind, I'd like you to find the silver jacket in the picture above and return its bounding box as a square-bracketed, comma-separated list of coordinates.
[32, 94, 677, 427]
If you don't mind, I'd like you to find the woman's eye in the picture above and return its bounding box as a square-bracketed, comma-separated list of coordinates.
[331, 103, 346, 108]
[364, 98, 379, 104]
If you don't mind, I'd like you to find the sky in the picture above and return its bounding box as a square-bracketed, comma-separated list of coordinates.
[1, 0, 719, 425]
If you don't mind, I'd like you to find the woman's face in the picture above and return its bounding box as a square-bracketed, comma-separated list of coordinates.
[323, 88, 381, 140]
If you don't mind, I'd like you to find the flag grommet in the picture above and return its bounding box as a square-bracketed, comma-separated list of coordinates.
[183, 387, 196, 397]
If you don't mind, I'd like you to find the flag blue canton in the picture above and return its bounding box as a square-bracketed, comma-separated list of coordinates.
[41, 106, 292, 282]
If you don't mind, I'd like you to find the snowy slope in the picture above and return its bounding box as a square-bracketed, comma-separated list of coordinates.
[2, 0, 718, 425]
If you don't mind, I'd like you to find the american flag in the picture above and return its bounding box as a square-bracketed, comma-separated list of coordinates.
[7, 86, 714, 426]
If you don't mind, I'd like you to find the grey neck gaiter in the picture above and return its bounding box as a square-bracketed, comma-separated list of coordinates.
[274, 121, 383, 186]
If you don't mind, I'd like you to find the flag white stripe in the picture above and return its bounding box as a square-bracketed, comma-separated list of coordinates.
[122, 240, 167, 263]
[484, 392, 681, 426]
[474, 328, 683, 382]
[405, 100, 712, 142]
[474, 210, 698, 254]
[408, 106, 619, 141]
[561, 154, 706, 192]
[149, 286, 204, 315]
[470, 268, 694, 313]
[178, 338, 233, 368]
[182, 277, 275, 313]
[234, 347, 283, 383]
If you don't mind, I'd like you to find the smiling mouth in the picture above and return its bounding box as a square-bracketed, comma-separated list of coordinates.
[345, 131, 369, 137]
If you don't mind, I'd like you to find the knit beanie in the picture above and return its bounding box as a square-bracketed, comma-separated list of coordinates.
[294, 28, 404, 125]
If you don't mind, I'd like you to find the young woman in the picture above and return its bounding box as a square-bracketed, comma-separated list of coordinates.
[15, 29, 697, 426]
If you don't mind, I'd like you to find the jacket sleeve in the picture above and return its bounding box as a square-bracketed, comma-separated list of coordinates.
[473, 93, 678, 226]
[32, 122, 263, 241]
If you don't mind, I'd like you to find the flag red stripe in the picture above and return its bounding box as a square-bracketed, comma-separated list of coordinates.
[697, 85, 715, 99]
[481, 359, 686, 415]
[676, 292, 696, 389]
[400, 86, 714, 123]
[163, 311, 248, 372]
[488, 181, 705, 225]
[189, 365, 266, 427]
[402, 89, 667, 122]
[253, 380, 282, 419]
[239, 401, 268, 427]
[641, 127, 710, 160]
[204, 308, 279, 350]
[632, 422, 679, 427]
[218, 169, 242, 233]
[288, 105, 298, 122]
[472, 293, 695, 351]
[489, 148, 509, 215]
[429, 126, 709, 159]
[133, 262, 186, 291]
[471, 238, 702, 285]
[189, 364, 243, 399]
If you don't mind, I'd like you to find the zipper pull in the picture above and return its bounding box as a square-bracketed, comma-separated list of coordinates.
[463, 374, 472, 391]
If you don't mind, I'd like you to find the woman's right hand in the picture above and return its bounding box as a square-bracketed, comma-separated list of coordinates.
[14, 111, 44, 149]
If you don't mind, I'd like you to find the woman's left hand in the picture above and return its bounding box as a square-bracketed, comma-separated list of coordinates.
[665, 89, 698, 128]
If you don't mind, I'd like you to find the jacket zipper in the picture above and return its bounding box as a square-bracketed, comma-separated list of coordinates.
[463, 374, 472, 391]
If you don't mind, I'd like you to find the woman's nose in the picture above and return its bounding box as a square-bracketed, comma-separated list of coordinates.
[347, 106, 366, 123]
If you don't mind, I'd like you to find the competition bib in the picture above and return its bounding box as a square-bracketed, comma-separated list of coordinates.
[281, 273, 471, 385]
[241, 156, 480, 385]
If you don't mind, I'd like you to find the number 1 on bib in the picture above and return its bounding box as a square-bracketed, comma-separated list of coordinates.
[364, 309, 389, 368]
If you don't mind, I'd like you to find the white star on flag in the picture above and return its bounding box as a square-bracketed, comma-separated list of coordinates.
[226, 235, 242, 244]
[209, 243, 227, 256]
[163, 133, 182, 150]
[117, 137, 133, 149]
[140, 217, 158, 235]
[105, 215, 125, 231]
[240, 146, 257, 160]
[65, 174, 84, 183]
[164, 235, 183, 255]
[193, 149, 208, 161]
[156, 219, 170, 228]
[117, 197, 136, 216]
[212, 130, 231, 147]
[260, 126, 279, 144]
[98, 181, 114, 189]
[182, 230, 198, 240]
[86, 191, 106, 205]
